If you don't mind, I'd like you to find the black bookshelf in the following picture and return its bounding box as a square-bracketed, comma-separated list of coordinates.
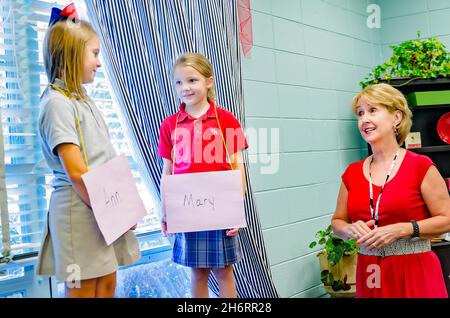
[395, 78, 450, 178]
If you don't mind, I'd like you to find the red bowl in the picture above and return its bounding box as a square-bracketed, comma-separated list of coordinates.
[437, 112, 450, 144]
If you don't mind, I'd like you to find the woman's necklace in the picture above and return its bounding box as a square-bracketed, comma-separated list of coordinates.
[368, 148, 400, 228]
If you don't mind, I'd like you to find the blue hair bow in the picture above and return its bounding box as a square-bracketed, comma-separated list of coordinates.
[48, 3, 79, 27]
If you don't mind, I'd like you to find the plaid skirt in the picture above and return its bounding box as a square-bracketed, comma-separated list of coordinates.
[172, 230, 243, 268]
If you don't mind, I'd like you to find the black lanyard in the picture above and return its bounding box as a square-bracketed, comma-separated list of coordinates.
[369, 148, 400, 227]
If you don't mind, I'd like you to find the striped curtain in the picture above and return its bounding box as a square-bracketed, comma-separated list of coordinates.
[85, 0, 278, 298]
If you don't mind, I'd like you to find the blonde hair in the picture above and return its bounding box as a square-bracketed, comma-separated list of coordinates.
[173, 53, 215, 102]
[352, 83, 413, 145]
[43, 20, 97, 100]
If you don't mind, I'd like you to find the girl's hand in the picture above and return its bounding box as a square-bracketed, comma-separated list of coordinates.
[357, 222, 406, 250]
[226, 228, 239, 236]
[345, 219, 375, 240]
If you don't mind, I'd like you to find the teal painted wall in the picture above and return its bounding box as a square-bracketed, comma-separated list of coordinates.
[377, 0, 450, 61]
[241, 0, 376, 297]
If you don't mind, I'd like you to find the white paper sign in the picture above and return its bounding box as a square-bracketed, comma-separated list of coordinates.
[162, 170, 246, 233]
[81, 155, 147, 245]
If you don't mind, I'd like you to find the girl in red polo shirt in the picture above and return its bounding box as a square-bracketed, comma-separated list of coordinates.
[158, 53, 248, 298]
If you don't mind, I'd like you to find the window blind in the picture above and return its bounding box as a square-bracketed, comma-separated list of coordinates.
[0, 0, 160, 261]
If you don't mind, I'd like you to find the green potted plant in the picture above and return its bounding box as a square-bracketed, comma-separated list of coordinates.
[309, 225, 358, 297]
[360, 31, 450, 89]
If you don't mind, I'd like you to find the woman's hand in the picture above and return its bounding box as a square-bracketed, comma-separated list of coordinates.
[357, 222, 408, 250]
[345, 219, 375, 240]
[226, 228, 239, 236]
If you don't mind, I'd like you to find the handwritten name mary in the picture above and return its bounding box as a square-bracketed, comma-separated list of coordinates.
[184, 194, 215, 210]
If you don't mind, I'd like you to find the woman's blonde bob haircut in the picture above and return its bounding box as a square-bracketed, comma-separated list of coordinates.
[352, 83, 413, 145]
[43, 20, 97, 99]
[173, 53, 215, 102]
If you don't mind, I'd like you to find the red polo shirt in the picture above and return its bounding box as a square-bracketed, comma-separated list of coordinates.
[158, 101, 248, 174]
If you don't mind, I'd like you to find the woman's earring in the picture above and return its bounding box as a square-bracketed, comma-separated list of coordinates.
[394, 126, 399, 136]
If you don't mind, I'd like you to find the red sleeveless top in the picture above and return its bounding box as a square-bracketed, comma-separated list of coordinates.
[342, 150, 447, 298]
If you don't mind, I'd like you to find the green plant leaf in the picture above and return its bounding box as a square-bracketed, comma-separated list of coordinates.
[328, 244, 345, 266]
[321, 270, 334, 286]
[332, 280, 345, 291]
[360, 31, 450, 87]
[315, 230, 326, 239]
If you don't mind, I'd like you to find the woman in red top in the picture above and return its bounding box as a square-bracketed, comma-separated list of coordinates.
[332, 83, 450, 298]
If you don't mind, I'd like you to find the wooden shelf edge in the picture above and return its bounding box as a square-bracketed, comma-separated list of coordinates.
[410, 105, 450, 111]
[408, 145, 450, 153]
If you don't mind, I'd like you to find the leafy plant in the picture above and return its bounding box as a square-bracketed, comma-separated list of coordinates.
[360, 31, 450, 88]
[309, 225, 358, 291]
[321, 270, 351, 292]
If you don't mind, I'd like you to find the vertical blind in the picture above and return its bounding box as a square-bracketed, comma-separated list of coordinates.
[0, 0, 158, 260]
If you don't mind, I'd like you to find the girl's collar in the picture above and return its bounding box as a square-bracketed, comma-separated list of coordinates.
[177, 100, 217, 122]
[51, 78, 87, 97]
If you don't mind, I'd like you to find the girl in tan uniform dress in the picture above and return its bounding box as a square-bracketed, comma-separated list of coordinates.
[36, 5, 140, 297]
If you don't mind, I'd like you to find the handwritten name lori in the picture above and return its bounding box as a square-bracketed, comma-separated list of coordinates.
[183, 193, 215, 210]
